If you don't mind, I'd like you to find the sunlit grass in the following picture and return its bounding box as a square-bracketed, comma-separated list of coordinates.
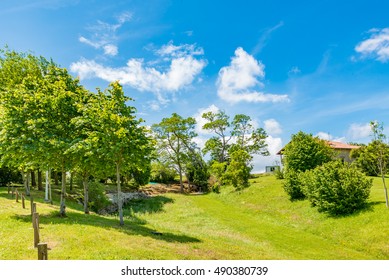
[1, 175, 388, 259]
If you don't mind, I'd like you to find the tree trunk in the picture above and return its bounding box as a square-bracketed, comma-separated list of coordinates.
[31, 171, 36, 188]
[54, 171, 59, 186]
[117, 163, 124, 226]
[37, 170, 43, 191]
[59, 164, 66, 216]
[45, 170, 50, 202]
[178, 164, 183, 193]
[83, 174, 90, 214]
[69, 172, 73, 192]
[22, 171, 30, 196]
[382, 174, 389, 208]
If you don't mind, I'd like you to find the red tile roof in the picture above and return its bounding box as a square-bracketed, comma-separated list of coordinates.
[276, 140, 360, 155]
[326, 141, 360, 150]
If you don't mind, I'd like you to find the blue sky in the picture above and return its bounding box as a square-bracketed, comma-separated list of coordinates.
[1, 0, 389, 171]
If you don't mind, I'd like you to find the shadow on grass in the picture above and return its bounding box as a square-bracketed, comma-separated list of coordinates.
[324, 201, 386, 219]
[124, 196, 174, 215]
[11, 206, 200, 244]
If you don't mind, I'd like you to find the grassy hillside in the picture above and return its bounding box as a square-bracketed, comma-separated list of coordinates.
[1, 175, 389, 260]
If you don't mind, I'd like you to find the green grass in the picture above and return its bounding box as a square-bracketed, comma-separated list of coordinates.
[1, 175, 389, 260]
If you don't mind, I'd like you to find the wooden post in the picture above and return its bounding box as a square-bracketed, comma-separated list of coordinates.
[37, 243, 48, 260]
[33, 212, 40, 248]
[22, 194, 25, 209]
[30, 197, 34, 215]
[7, 185, 10, 194]
[11, 187, 14, 198]
[15, 190, 19, 202]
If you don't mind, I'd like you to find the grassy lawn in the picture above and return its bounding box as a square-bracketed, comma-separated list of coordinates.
[1, 175, 389, 260]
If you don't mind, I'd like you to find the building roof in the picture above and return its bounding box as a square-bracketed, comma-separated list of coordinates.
[326, 140, 360, 150]
[276, 140, 360, 155]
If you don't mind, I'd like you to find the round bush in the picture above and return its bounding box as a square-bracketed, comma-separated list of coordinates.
[302, 161, 372, 215]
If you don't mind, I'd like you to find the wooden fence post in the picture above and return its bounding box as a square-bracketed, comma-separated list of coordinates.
[22, 194, 25, 209]
[15, 190, 19, 202]
[31, 203, 37, 228]
[30, 197, 34, 215]
[11, 187, 14, 198]
[7, 185, 10, 195]
[33, 212, 40, 248]
[37, 243, 48, 260]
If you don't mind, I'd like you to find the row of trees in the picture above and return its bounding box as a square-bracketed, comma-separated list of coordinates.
[0, 48, 271, 223]
[151, 111, 270, 192]
[0, 49, 153, 225]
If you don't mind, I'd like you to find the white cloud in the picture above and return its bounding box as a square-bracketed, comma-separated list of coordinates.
[79, 11, 132, 56]
[316, 132, 346, 143]
[265, 135, 283, 155]
[71, 42, 207, 105]
[193, 104, 220, 135]
[217, 47, 289, 103]
[252, 135, 283, 173]
[347, 123, 371, 140]
[264, 119, 282, 135]
[103, 44, 118, 56]
[355, 28, 389, 62]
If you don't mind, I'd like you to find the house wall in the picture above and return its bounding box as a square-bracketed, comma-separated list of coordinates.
[334, 149, 354, 163]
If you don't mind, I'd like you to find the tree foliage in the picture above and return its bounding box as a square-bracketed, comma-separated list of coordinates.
[223, 149, 252, 190]
[301, 161, 372, 215]
[282, 131, 334, 200]
[152, 113, 198, 193]
[201, 111, 269, 190]
[283, 131, 334, 173]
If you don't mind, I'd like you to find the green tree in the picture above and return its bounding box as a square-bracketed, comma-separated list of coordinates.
[283, 131, 334, 173]
[230, 114, 269, 156]
[370, 121, 389, 208]
[282, 131, 334, 200]
[152, 113, 197, 193]
[90, 82, 152, 225]
[223, 149, 252, 190]
[351, 142, 388, 176]
[202, 111, 232, 163]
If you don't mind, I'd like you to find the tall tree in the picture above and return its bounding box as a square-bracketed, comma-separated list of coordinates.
[0, 49, 49, 195]
[202, 111, 232, 163]
[231, 114, 269, 156]
[152, 113, 197, 193]
[90, 82, 152, 225]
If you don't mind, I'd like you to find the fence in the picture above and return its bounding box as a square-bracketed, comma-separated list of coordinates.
[11, 188, 48, 260]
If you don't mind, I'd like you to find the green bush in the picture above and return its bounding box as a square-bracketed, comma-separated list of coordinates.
[283, 170, 305, 200]
[88, 181, 110, 213]
[223, 149, 252, 190]
[150, 162, 176, 183]
[301, 161, 372, 215]
[274, 167, 284, 179]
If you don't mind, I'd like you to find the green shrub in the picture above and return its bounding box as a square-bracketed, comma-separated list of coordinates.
[274, 167, 284, 179]
[150, 162, 176, 184]
[223, 149, 252, 190]
[283, 169, 305, 200]
[186, 157, 210, 192]
[88, 181, 110, 213]
[301, 161, 372, 215]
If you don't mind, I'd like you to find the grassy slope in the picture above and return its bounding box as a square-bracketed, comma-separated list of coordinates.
[0, 175, 388, 260]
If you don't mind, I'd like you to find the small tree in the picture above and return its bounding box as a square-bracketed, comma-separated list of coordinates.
[370, 121, 389, 208]
[223, 149, 252, 190]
